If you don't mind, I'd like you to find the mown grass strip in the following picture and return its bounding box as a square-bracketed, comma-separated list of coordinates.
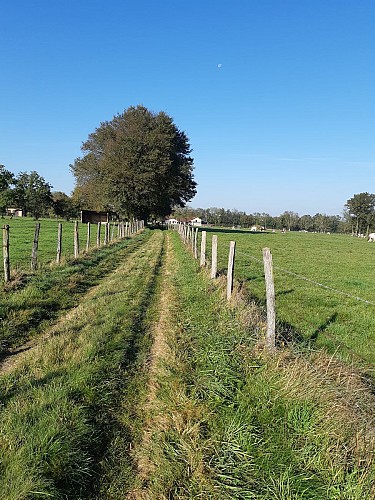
[0, 229, 152, 356]
[130, 231, 375, 499]
[0, 230, 164, 499]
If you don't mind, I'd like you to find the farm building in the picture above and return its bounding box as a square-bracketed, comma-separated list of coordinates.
[166, 218, 179, 225]
[190, 217, 202, 226]
[6, 207, 23, 217]
[81, 210, 111, 224]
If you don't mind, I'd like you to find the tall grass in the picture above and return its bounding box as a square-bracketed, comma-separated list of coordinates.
[0, 230, 165, 499]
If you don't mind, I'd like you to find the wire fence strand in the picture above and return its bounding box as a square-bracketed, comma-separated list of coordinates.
[234, 249, 375, 307]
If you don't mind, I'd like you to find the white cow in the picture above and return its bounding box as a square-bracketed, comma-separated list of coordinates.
[368, 233, 375, 242]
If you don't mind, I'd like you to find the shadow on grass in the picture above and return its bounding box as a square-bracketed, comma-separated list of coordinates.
[0, 232, 152, 355]
[239, 285, 339, 348]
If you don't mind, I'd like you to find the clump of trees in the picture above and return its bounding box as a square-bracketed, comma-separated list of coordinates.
[172, 206, 347, 233]
[71, 105, 197, 220]
[0, 165, 77, 220]
[344, 192, 375, 235]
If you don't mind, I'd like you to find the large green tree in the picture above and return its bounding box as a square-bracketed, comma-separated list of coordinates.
[71, 105, 197, 220]
[0, 165, 15, 214]
[13, 171, 54, 219]
[345, 192, 375, 235]
[52, 192, 78, 220]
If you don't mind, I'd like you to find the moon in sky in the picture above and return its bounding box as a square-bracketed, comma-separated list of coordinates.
[217, 63, 222, 68]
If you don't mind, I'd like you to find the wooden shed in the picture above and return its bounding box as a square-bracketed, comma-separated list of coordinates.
[81, 210, 110, 224]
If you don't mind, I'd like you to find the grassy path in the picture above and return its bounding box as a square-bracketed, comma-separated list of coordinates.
[0, 230, 164, 499]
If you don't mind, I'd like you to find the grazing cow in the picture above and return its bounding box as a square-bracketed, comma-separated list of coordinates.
[368, 233, 375, 242]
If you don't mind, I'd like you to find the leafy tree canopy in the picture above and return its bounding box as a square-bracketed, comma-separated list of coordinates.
[345, 192, 375, 234]
[52, 192, 78, 220]
[71, 105, 197, 220]
[13, 171, 54, 219]
[0, 165, 16, 214]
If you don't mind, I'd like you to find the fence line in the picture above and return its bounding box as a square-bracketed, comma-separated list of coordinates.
[2, 219, 145, 282]
[171, 223, 375, 354]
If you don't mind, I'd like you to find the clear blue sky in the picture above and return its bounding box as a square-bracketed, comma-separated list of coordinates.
[1, 0, 374, 216]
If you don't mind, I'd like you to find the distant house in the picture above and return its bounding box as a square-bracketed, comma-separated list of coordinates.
[166, 218, 179, 225]
[6, 207, 23, 217]
[190, 217, 202, 227]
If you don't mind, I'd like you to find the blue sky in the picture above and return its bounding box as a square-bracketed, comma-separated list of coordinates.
[1, 0, 374, 216]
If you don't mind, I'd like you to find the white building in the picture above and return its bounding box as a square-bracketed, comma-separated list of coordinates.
[190, 217, 202, 227]
[166, 218, 179, 225]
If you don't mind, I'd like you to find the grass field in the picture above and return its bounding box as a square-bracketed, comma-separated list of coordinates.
[1, 230, 374, 498]
[200, 228, 375, 367]
[1, 216, 113, 271]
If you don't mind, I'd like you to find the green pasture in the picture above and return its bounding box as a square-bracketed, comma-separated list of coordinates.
[1, 217, 115, 271]
[201, 228, 375, 366]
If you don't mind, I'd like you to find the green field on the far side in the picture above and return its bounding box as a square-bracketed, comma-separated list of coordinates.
[203, 227, 375, 366]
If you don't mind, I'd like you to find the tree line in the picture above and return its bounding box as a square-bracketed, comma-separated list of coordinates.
[2, 103, 374, 233]
[0, 166, 78, 220]
[173, 192, 375, 234]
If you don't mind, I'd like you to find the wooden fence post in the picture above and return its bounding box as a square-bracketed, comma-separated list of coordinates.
[31, 222, 40, 270]
[104, 222, 109, 245]
[194, 228, 198, 259]
[74, 221, 79, 258]
[56, 223, 62, 263]
[86, 222, 91, 252]
[97, 222, 101, 247]
[227, 241, 236, 300]
[200, 231, 206, 267]
[211, 235, 218, 279]
[263, 247, 276, 351]
[3, 225, 10, 282]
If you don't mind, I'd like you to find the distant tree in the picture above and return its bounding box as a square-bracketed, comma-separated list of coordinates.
[13, 171, 53, 219]
[71, 105, 197, 220]
[299, 214, 314, 232]
[0, 165, 15, 215]
[280, 211, 299, 231]
[345, 192, 375, 235]
[52, 192, 78, 220]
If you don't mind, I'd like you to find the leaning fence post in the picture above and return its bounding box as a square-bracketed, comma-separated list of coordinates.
[263, 247, 276, 351]
[211, 235, 218, 279]
[74, 221, 79, 258]
[86, 222, 91, 252]
[3, 225, 10, 282]
[200, 231, 206, 267]
[56, 223, 62, 263]
[31, 222, 40, 270]
[227, 241, 236, 299]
